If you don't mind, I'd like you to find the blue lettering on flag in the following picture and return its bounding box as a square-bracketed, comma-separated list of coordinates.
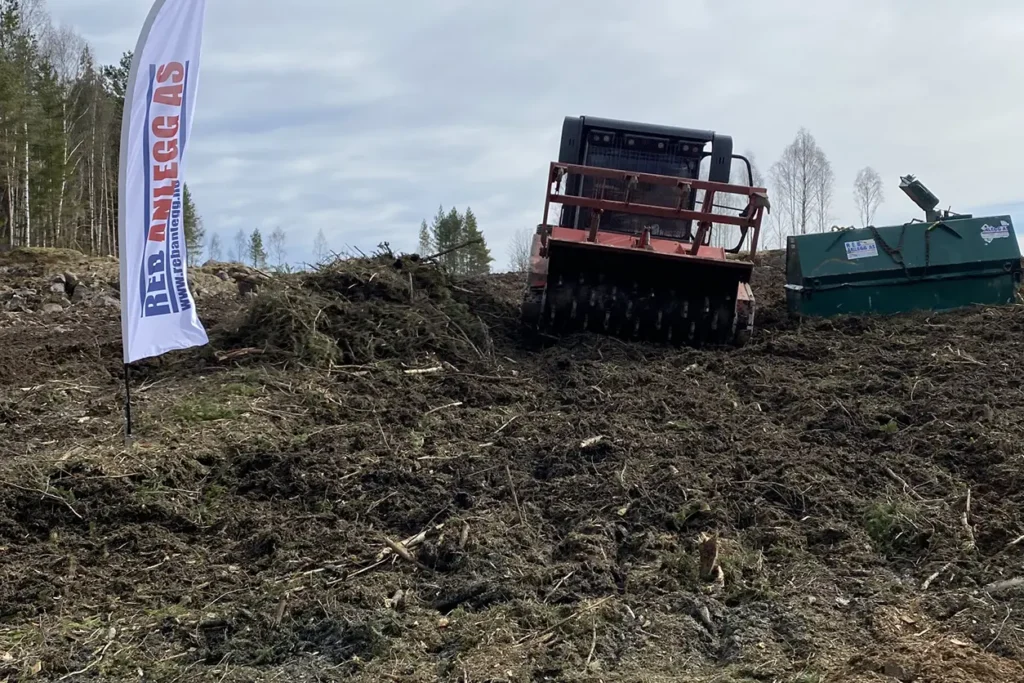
[138, 64, 157, 314]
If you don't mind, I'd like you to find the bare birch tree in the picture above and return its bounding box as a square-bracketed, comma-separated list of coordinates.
[812, 152, 835, 233]
[702, 151, 768, 251]
[15, 0, 48, 37]
[231, 228, 247, 263]
[207, 233, 222, 262]
[40, 24, 88, 246]
[268, 226, 287, 269]
[746, 151, 765, 189]
[853, 166, 885, 226]
[313, 228, 328, 263]
[507, 227, 532, 272]
[769, 127, 834, 238]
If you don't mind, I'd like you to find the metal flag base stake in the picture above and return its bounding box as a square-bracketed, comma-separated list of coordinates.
[123, 363, 134, 446]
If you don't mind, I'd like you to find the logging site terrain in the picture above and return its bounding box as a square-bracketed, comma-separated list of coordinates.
[2, 246, 1024, 683]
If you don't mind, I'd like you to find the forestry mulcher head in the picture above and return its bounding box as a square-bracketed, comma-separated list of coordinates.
[521, 116, 770, 347]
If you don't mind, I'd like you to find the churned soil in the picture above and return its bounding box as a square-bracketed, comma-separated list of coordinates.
[2, 246, 1024, 682]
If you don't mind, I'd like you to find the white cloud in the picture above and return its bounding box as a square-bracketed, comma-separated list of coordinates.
[45, 0, 1024, 269]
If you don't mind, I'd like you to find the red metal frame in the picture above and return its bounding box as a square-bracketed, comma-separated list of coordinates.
[540, 162, 769, 258]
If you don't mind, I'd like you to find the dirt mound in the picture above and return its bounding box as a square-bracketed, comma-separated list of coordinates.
[2, 248, 1024, 681]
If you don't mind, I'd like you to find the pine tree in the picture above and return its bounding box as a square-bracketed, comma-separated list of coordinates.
[429, 205, 463, 272]
[420, 205, 492, 276]
[101, 50, 130, 105]
[248, 228, 267, 268]
[461, 207, 491, 275]
[100, 50, 130, 170]
[32, 55, 64, 246]
[182, 184, 204, 258]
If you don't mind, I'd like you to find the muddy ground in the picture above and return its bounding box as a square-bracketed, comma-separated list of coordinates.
[2, 246, 1024, 682]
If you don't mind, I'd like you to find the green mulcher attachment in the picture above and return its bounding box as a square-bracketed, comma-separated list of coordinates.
[786, 175, 1022, 318]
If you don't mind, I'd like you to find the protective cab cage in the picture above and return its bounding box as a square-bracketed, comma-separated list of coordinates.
[536, 161, 771, 257]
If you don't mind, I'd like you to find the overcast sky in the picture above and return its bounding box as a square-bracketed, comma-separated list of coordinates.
[46, 0, 1024, 268]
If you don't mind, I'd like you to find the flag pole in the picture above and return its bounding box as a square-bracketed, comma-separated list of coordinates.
[117, 0, 210, 419]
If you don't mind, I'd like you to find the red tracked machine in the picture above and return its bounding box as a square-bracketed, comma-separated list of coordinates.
[521, 116, 770, 347]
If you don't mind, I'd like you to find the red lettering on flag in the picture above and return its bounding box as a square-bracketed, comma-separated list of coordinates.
[146, 62, 185, 245]
[154, 85, 183, 107]
[151, 115, 179, 138]
[153, 139, 179, 164]
[156, 62, 185, 84]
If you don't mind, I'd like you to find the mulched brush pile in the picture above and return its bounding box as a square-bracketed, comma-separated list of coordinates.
[2, 247, 1024, 681]
[228, 252, 494, 368]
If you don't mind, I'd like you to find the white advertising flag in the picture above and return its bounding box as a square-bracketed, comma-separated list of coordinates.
[118, 0, 209, 364]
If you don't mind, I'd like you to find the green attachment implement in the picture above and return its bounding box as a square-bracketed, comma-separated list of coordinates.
[785, 216, 1022, 318]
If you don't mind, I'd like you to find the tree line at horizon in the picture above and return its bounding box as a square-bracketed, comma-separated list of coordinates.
[0, 1, 296, 274]
[0, 1, 889, 275]
[0, 1, 213, 258]
[0, 0, 495, 276]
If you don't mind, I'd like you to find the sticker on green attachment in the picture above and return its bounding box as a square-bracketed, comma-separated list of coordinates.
[981, 221, 1010, 243]
[844, 239, 878, 260]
